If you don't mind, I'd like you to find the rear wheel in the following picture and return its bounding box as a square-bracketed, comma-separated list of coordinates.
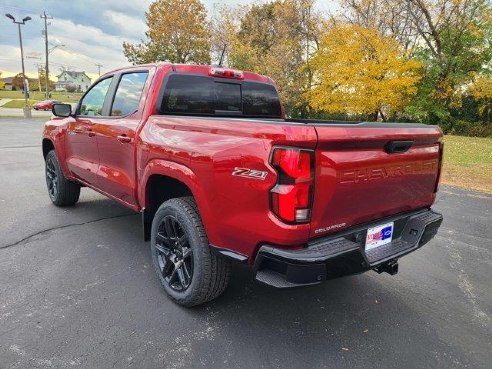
[151, 197, 230, 307]
[45, 150, 80, 206]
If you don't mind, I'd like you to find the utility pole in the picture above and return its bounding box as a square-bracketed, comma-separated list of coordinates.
[95, 63, 103, 77]
[40, 12, 53, 99]
[5, 14, 32, 118]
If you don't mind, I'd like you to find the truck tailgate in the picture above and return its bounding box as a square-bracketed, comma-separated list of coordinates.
[310, 123, 442, 238]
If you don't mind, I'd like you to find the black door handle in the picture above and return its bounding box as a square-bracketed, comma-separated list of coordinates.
[384, 140, 413, 153]
[117, 135, 132, 143]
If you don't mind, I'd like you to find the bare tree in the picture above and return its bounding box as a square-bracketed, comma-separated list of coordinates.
[339, 0, 422, 50]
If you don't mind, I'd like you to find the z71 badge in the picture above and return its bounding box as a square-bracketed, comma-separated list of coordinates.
[232, 167, 268, 180]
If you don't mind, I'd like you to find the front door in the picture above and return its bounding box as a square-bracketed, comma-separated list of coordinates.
[94, 71, 149, 207]
[65, 76, 114, 185]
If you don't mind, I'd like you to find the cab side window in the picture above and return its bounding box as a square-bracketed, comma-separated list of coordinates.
[111, 72, 148, 117]
[79, 77, 113, 116]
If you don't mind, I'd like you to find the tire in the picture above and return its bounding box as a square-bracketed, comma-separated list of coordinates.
[151, 197, 230, 307]
[45, 150, 81, 206]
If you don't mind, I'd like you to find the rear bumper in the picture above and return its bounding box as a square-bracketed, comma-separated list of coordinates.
[254, 208, 443, 288]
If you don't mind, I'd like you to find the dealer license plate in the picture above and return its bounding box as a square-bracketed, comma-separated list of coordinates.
[365, 222, 394, 250]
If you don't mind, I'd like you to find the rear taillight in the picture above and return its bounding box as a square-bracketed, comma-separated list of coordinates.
[434, 141, 444, 193]
[270, 147, 314, 223]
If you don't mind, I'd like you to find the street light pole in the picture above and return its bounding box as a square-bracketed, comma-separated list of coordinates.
[17, 22, 27, 104]
[5, 14, 32, 118]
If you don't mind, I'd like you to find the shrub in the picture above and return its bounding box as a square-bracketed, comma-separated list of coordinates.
[65, 84, 77, 93]
[446, 120, 492, 137]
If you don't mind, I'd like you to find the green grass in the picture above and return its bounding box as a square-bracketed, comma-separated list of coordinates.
[442, 135, 492, 193]
[0, 90, 83, 103]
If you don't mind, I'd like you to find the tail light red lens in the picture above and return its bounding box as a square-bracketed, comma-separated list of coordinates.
[434, 141, 444, 193]
[270, 147, 314, 223]
[272, 149, 311, 181]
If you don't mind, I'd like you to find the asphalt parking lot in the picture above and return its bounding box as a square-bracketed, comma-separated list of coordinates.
[0, 118, 491, 369]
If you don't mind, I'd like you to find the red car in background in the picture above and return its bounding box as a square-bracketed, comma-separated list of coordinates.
[33, 100, 62, 111]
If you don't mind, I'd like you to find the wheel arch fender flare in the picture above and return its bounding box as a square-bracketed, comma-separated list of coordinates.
[42, 128, 71, 179]
[139, 159, 214, 238]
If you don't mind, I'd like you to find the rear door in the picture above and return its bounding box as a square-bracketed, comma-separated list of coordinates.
[93, 71, 149, 207]
[310, 123, 443, 238]
[65, 76, 114, 185]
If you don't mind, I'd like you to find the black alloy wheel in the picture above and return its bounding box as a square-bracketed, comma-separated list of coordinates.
[44, 150, 80, 206]
[45, 154, 58, 201]
[150, 197, 230, 307]
[154, 215, 194, 291]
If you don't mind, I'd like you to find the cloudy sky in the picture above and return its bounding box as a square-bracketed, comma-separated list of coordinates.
[0, 0, 335, 81]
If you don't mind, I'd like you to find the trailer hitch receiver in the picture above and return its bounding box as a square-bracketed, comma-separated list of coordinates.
[374, 260, 399, 276]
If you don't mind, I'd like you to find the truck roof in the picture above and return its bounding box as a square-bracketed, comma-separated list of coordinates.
[100, 63, 274, 84]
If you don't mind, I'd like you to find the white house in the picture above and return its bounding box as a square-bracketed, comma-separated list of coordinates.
[55, 71, 91, 92]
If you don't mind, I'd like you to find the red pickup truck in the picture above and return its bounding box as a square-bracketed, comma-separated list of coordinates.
[43, 63, 443, 306]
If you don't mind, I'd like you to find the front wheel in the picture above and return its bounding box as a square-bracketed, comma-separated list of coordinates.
[45, 150, 81, 206]
[151, 197, 230, 307]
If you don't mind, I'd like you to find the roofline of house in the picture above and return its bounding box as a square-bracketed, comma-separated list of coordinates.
[56, 71, 91, 80]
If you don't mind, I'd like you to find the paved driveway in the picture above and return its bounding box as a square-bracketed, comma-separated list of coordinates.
[0, 118, 490, 369]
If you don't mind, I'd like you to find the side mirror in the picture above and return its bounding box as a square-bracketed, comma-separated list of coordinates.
[52, 103, 72, 117]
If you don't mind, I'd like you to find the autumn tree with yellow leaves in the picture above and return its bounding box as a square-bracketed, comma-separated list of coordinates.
[307, 24, 423, 121]
[123, 0, 210, 64]
[341, 0, 492, 132]
[469, 75, 492, 122]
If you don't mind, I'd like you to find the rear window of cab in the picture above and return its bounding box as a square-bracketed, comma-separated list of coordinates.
[159, 74, 282, 118]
